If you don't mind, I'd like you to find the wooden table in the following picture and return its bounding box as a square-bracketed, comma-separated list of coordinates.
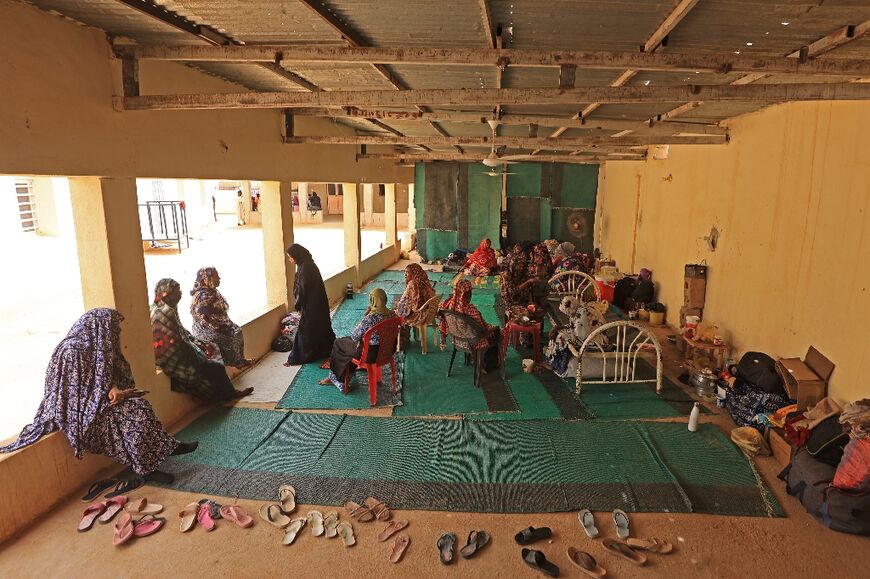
[682, 336, 729, 369]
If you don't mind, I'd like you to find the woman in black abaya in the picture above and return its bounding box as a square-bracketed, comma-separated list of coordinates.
[284, 244, 335, 366]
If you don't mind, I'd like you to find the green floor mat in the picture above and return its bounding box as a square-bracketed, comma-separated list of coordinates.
[275, 353, 404, 410]
[161, 410, 781, 517]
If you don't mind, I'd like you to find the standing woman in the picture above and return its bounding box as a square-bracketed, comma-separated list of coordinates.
[395, 263, 436, 328]
[285, 244, 335, 366]
[319, 288, 395, 390]
[236, 189, 247, 225]
[151, 278, 252, 401]
[0, 309, 197, 480]
[190, 267, 253, 369]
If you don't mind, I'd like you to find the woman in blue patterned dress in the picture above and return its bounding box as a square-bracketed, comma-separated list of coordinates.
[0, 309, 197, 480]
[318, 289, 396, 391]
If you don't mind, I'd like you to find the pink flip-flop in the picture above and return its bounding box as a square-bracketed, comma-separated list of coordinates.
[78, 502, 107, 532]
[113, 512, 134, 546]
[219, 505, 254, 529]
[197, 502, 216, 532]
[133, 515, 165, 538]
[99, 496, 128, 524]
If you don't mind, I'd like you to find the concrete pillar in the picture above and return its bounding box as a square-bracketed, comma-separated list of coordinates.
[343, 183, 361, 282]
[68, 177, 155, 388]
[260, 181, 295, 309]
[385, 183, 398, 255]
[407, 183, 416, 233]
[362, 183, 374, 226]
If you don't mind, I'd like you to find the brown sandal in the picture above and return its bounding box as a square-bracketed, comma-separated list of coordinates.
[390, 534, 410, 563]
[378, 519, 409, 542]
[364, 496, 391, 521]
[625, 537, 673, 554]
[602, 538, 647, 566]
[568, 547, 607, 578]
[344, 500, 375, 522]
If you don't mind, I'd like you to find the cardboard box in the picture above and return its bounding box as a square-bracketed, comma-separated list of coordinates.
[768, 428, 792, 467]
[776, 346, 835, 411]
[684, 278, 707, 308]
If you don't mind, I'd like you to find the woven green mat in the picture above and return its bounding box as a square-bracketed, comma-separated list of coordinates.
[162, 409, 781, 517]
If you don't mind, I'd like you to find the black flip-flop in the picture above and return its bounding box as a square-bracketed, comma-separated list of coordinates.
[521, 548, 560, 577]
[459, 530, 491, 559]
[436, 532, 456, 565]
[515, 525, 552, 545]
[80, 479, 118, 502]
[105, 477, 144, 499]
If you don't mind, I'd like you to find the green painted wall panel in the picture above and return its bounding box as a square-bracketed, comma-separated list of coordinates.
[540, 197, 552, 240]
[424, 230, 458, 260]
[506, 163, 542, 197]
[467, 165, 502, 250]
[559, 165, 599, 209]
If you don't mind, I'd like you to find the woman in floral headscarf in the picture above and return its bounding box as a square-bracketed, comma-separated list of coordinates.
[438, 279, 501, 371]
[0, 309, 197, 479]
[190, 267, 252, 368]
[319, 289, 396, 391]
[500, 249, 533, 310]
[395, 263, 436, 327]
[528, 243, 552, 278]
[151, 278, 252, 401]
[463, 238, 498, 277]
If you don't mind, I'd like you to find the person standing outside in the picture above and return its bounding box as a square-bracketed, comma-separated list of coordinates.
[236, 189, 246, 226]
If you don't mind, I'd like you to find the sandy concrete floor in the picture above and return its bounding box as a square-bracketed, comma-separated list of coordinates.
[0, 326, 868, 578]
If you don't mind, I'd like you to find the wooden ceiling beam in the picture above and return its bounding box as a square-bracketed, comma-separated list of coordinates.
[358, 153, 645, 164]
[289, 107, 727, 135]
[283, 135, 723, 147]
[119, 83, 870, 111]
[113, 45, 870, 77]
[643, 0, 701, 52]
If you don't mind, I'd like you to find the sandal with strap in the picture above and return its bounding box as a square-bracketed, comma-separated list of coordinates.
[521, 548, 560, 577]
[278, 485, 297, 514]
[78, 503, 107, 532]
[81, 479, 117, 502]
[105, 478, 143, 499]
[378, 519, 409, 542]
[602, 538, 647, 566]
[568, 547, 606, 578]
[344, 500, 374, 523]
[323, 511, 340, 538]
[436, 532, 456, 565]
[626, 537, 673, 554]
[390, 534, 410, 564]
[363, 496, 391, 521]
[460, 530, 491, 559]
[99, 496, 128, 524]
[514, 526, 552, 545]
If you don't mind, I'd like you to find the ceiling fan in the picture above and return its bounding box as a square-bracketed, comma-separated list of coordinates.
[482, 166, 517, 177]
[481, 119, 527, 167]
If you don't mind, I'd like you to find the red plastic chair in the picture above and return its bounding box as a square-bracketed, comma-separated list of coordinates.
[343, 316, 403, 406]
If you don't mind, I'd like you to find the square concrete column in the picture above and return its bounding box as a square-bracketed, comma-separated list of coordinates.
[68, 177, 155, 387]
[343, 183, 361, 283]
[385, 183, 398, 257]
[260, 181, 295, 309]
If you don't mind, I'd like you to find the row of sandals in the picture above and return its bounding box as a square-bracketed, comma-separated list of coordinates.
[78, 480, 673, 572]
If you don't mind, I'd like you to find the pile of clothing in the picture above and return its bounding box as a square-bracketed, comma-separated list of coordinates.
[779, 398, 870, 535]
[271, 312, 301, 352]
[724, 351, 791, 430]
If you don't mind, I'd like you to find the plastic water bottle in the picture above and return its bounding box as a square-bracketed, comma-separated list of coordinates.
[688, 402, 700, 432]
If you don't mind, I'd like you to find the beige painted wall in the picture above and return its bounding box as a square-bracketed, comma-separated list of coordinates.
[598, 100, 870, 404]
[0, 1, 410, 184]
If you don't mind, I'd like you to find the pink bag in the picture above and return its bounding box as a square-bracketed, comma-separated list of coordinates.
[833, 438, 870, 491]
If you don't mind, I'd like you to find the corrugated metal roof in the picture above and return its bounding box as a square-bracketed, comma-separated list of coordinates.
[23, 0, 870, 145]
[667, 0, 870, 56]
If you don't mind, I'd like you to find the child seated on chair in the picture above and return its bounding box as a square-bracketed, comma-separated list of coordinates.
[319, 289, 395, 391]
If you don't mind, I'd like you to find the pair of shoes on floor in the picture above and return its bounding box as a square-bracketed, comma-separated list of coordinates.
[378, 519, 410, 563]
[437, 529, 491, 565]
[77, 495, 131, 531]
[81, 478, 144, 502]
[514, 526, 560, 577]
[345, 496, 391, 522]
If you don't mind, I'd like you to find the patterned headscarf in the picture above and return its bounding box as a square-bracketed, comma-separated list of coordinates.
[154, 278, 182, 307]
[0, 308, 133, 456]
[466, 238, 497, 270]
[367, 288, 391, 316]
[639, 268, 653, 281]
[528, 243, 551, 278]
[192, 267, 220, 292]
[440, 279, 473, 314]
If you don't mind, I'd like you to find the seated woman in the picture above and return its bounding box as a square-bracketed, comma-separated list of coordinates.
[319, 289, 396, 390]
[527, 242, 552, 278]
[438, 279, 501, 371]
[463, 238, 498, 277]
[553, 250, 592, 276]
[190, 267, 253, 369]
[0, 309, 197, 481]
[500, 251, 531, 307]
[151, 279, 252, 401]
[395, 263, 436, 335]
[285, 244, 336, 366]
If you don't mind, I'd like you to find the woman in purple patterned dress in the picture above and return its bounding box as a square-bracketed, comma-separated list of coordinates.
[190, 267, 253, 368]
[0, 309, 197, 480]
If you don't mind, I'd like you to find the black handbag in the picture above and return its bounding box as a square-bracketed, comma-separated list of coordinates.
[271, 335, 293, 352]
[806, 415, 849, 467]
[735, 351, 785, 395]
